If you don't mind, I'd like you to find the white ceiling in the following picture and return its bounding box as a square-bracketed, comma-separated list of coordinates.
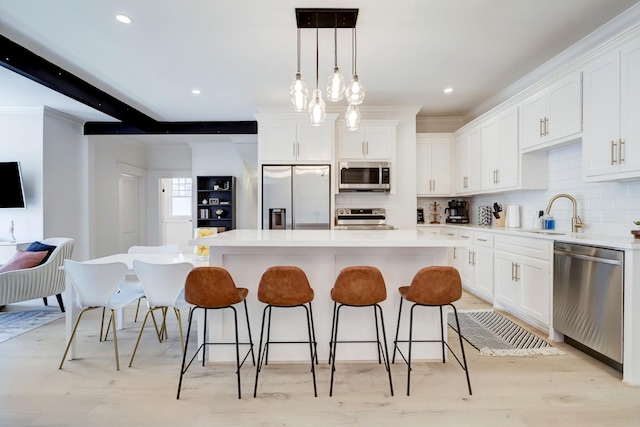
[1, 0, 639, 125]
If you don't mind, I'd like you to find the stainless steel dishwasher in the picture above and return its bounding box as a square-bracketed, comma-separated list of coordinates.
[553, 242, 624, 371]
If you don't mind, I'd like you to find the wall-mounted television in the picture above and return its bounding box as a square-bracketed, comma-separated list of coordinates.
[0, 162, 27, 208]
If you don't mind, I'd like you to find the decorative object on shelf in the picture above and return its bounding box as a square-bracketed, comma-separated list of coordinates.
[199, 209, 209, 219]
[209, 198, 219, 205]
[215, 209, 224, 219]
[292, 8, 362, 130]
[201, 198, 208, 205]
[213, 180, 225, 190]
[429, 201, 441, 224]
[417, 208, 424, 224]
[633, 221, 640, 239]
[8, 220, 16, 243]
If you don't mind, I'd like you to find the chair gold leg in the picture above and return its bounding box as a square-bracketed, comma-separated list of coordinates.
[110, 310, 120, 370]
[100, 307, 107, 341]
[129, 309, 153, 367]
[174, 308, 185, 354]
[59, 308, 93, 369]
[149, 309, 163, 343]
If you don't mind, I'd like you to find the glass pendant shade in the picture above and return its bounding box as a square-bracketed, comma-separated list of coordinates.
[327, 66, 345, 102]
[345, 74, 365, 105]
[289, 73, 309, 112]
[345, 104, 361, 130]
[308, 89, 326, 126]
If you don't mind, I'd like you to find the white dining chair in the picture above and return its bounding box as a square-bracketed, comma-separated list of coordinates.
[121, 244, 180, 322]
[59, 260, 143, 370]
[128, 260, 193, 367]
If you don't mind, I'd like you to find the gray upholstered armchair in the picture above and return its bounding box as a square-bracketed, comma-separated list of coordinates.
[0, 237, 75, 311]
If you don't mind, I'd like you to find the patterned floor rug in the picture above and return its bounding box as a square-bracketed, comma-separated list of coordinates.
[447, 309, 565, 356]
[0, 310, 64, 343]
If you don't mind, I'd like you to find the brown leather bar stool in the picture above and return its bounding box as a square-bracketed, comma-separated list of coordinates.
[253, 266, 318, 397]
[392, 266, 472, 396]
[328, 266, 394, 397]
[177, 267, 255, 399]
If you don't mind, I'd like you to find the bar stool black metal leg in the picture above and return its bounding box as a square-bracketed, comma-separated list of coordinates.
[450, 304, 472, 395]
[202, 309, 208, 366]
[243, 299, 256, 366]
[392, 297, 404, 363]
[253, 305, 269, 398]
[373, 306, 382, 364]
[265, 305, 273, 365]
[439, 306, 446, 362]
[303, 304, 318, 397]
[308, 302, 319, 364]
[177, 307, 196, 399]
[329, 303, 343, 396]
[376, 304, 394, 397]
[328, 302, 338, 364]
[407, 304, 416, 396]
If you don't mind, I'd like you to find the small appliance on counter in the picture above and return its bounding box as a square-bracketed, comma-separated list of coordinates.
[335, 208, 394, 230]
[506, 205, 521, 228]
[445, 199, 469, 224]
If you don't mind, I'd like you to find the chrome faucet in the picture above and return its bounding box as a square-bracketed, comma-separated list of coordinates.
[545, 193, 584, 233]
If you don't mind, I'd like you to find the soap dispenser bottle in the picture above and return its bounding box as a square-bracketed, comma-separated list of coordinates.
[535, 210, 544, 229]
[544, 213, 555, 230]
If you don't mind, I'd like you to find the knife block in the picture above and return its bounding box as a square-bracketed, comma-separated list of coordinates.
[495, 215, 506, 227]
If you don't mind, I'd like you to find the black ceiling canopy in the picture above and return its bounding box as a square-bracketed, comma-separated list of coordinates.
[0, 34, 257, 135]
[295, 8, 359, 29]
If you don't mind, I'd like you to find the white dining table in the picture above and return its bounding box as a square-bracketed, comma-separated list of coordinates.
[62, 253, 208, 360]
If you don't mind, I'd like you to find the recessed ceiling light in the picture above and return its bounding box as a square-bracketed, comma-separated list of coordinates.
[192, 89, 201, 95]
[116, 14, 132, 24]
[444, 87, 453, 94]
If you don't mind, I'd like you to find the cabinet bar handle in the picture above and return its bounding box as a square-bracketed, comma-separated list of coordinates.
[460, 235, 470, 239]
[293, 142, 296, 157]
[463, 176, 469, 188]
[362, 141, 365, 155]
[515, 263, 520, 281]
[496, 169, 500, 184]
[477, 238, 487, 242]
[511, 262, 516, 281]
[544, 117, 549, 136]
[473, 252, 476, 266]
[539, 118, 544, 137]
[447, 232, 455, 236]
[620, 139, 625, 164]
[366, 141, 369, 155]
[297, 142, 300, 158]
[453, 247, 457, 259]
[468, 251, 473, 265]
[611, 140, 617, 165]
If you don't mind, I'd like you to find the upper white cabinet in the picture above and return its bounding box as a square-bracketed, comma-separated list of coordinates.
[337, 121, 397, 160]
[258, 115, 336, 163]
[583, 38, 640, 181]
[456, 125, 482, 194]
[481, 106, 519, 191]
[416, 133, 454, 196]
[519, 72, 582, 152]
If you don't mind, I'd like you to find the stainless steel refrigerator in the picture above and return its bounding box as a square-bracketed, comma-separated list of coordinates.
[262, 165, 331, 230]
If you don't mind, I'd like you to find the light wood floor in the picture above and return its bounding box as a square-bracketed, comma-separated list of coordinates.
[1, 292, 639, 427]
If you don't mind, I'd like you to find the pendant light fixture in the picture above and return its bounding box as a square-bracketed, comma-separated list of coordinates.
[289, 29, 308, 112]
[308, 25, 326, 126]
[345, 104, 361, 130]
[345, 27, 365, 105]
[326, 25, 345, 102]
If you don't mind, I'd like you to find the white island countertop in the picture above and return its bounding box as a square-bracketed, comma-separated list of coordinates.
[190, 228, 469, 248]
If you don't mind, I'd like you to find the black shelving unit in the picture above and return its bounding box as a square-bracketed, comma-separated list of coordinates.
[196, 176, 236, 230]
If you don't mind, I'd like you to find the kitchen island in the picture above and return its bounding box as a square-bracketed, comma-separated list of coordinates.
[190, 229, 468, 362]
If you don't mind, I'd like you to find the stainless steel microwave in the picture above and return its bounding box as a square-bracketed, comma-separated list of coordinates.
[338, 161, 391, 192]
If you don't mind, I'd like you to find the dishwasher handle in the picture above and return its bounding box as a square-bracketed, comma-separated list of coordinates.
[554, 249, 622, 266]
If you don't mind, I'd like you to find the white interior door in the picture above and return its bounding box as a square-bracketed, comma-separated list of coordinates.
[119, 174, 141, 252]
[160, 177, 193, 250]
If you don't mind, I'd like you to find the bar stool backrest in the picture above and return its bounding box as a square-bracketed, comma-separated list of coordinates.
[405, 266, 462, 305]
[184, 267, 243, 308]
[258, 266, 314, 306]
[331, 266, 387, 306]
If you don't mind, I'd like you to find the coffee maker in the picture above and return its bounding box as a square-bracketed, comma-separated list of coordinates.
[445, 199, 470, 224]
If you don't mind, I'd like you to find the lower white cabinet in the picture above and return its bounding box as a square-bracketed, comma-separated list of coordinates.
[494, 235, 551, 329]
[458, 230, 494, 302]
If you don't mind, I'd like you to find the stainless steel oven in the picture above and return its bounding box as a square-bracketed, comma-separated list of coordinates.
[338, 161, 390, 192]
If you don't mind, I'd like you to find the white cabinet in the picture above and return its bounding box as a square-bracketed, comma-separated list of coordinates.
[494, 235, 551, 329]
[481, 107, 519, 191]
[458, 230, 494, 302]
[337, 121, 397, 160]
[519, 72, 582, 152]
[456, 126, 482, 194]
[416, 134, 453, 196]
[258, 116, 335, 163]
[583, 38, 640, 181]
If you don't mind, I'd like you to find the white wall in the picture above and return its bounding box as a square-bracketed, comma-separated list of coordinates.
[42, 108, 87, 258]
[0, 108, 44, 242]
